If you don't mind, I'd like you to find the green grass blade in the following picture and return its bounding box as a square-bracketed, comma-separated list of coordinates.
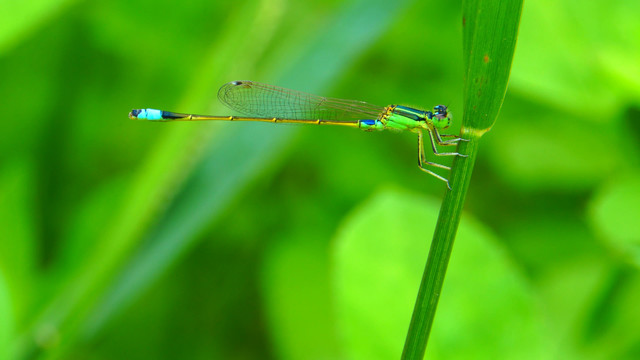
[462, 0, 523, 134]
[402, 1, 523, 359]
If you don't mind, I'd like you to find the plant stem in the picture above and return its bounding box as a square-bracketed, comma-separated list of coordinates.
[401, 132, 480, 359]
[402, 0, 522, 356]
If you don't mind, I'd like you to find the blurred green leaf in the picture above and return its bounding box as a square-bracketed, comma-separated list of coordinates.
[586, 272, 640, 358]
[484, 101, 624, 191]
[57, 177, 127, 274]
[261, 235, 341, 360]
[19, 2, 280, 358]
[501, 214, 605, 280]
[511, 1, 640, 116]
[462, 0, 523, 133]
[334, 188, 548, 359]
[588, 173, 640, 264]
[0, 0, 75, 54]
[0, 159, 37, 320]
[0, 270, 12, 360]
[83, 0, 414, 343]
[533, 257, 612, 359]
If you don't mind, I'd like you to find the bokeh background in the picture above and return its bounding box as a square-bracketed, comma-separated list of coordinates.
[1, 0, 639, 359]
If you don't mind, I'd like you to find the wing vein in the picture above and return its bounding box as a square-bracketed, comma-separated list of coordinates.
[217, 80, 385, 121]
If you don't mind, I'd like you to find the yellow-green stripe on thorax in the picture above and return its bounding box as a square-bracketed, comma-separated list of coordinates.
[383, 105, 430, 131]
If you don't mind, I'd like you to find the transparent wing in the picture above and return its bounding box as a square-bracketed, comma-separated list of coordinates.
[217, 80, 385, 121]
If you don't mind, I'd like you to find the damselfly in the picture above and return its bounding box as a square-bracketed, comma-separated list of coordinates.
[130, 80, 467, 188]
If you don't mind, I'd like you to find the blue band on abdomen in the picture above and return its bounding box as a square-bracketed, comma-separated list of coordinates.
[140, 108, 163, 120]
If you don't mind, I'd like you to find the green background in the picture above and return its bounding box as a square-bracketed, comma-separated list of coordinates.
[1, 0, 639, 359]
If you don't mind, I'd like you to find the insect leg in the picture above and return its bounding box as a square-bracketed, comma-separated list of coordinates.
[427, 128, 466, 157]
[417, 130, 452, 189]
[434, 128, 470, 146]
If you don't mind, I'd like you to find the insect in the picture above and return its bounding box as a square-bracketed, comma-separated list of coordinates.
[130, 80, 467, 188]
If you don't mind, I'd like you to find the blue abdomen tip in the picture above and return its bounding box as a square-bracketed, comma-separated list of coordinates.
[137, 108, 163, 120]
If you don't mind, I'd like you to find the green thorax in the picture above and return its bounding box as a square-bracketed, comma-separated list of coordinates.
[383, 105, 428, 131]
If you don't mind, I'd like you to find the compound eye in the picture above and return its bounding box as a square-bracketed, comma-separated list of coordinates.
[433, 105, 447, 118]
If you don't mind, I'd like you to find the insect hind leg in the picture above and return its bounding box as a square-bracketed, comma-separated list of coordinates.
[417, 130, 452, 189]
